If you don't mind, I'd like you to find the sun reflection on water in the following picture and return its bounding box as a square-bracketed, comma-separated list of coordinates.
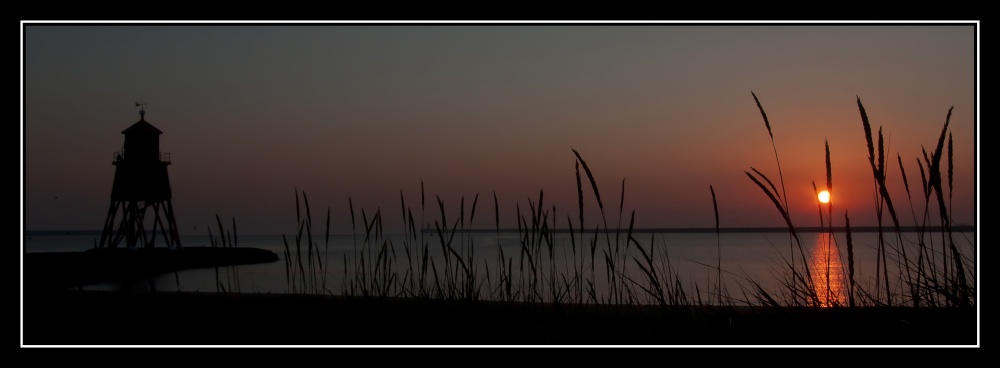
[810, 232, 847, 307]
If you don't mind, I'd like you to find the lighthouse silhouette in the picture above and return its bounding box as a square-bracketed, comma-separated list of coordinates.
[97, 103, 182, 249]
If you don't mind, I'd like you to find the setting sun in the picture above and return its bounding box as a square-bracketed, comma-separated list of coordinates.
[818, 190, 831, 204]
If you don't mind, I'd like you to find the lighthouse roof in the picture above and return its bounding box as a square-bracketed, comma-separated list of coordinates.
[121, 118, 163, 135]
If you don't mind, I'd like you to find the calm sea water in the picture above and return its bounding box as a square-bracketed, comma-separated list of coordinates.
[22, 230, 976, 306]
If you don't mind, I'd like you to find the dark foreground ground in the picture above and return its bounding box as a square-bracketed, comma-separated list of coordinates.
[21, 289, 978, 346]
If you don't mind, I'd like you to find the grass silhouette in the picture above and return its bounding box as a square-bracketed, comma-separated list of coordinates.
[272, 93, 975, 313]
[23, 93, 977, 345]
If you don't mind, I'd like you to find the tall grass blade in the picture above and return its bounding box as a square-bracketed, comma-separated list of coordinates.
[323, 206, 330, 292]
[918, 158, 929, 201]
[948, 133, 954, 208]
[750, 167, 781, 202]
[575, 160, 584, 230]
[845, 212, 855, 308]
[710, 184, 723, 305]
[858, 96, 876, 171]
[571, 148, 605, 215]
[470, 193, 480, 227]
[825, 140, 833, 225]
[751, 91, 773, 140]
[745, 170, 801, 246]
[898, 155, 914, 211]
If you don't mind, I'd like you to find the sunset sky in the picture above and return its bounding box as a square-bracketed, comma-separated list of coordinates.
[21, 21, 978, 235]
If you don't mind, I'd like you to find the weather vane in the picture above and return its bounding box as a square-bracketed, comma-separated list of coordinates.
[135, 100, 147, 118]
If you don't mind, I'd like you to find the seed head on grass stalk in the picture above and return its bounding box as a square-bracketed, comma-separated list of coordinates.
[751, 91, 791, 210]
[927, 107, 970, 306]
[751, 91, 795, 304]
[571, 149, 605, 219]
[857, 96, 909, 306]
[826, 139, 833, 228]
[745, 169, 817, 305]
[874, 127, 906, 238]
[898, 154, 918, 223]
[294, 189, 302, 254]
[946, 132, 972, 306]
[400, 190, 407, 233]
[917, 157, 929, 201]
[572, 148, 618, 302]
[746, 171, 800, 242]
[469, 193, 479, 226]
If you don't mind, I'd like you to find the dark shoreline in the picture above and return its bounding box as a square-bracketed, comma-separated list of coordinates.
[23, 247, 279, 291]
[22, 289, 977, 346]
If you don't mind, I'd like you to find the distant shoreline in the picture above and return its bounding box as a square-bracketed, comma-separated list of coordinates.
[24, 225, 975, 237]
